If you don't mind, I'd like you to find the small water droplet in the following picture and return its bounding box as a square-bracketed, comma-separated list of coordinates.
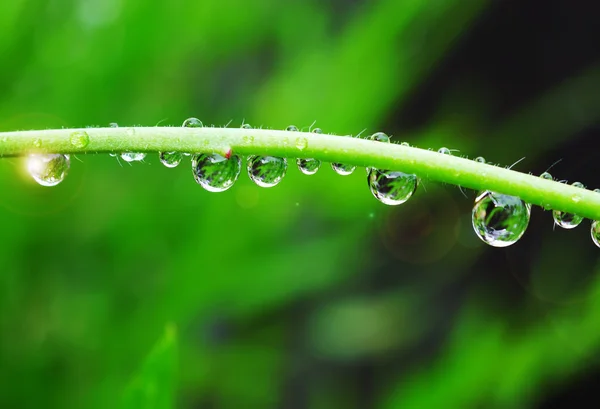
[475, 156, 486, 164]
[241, 123, 252, 129]
[109, 122, 119, 128]
[183, 117, 203, 128]
[401, 142, 410, 147]
[591, 221, 600, 248]
[553, 181, 585, 228]
[367, 168, 418, 205]
[438, 147, 451, 155]
[295, 137, 308, 151]
[369, 132, 390, 143]
[296, 158, 321, 175]
[552, 209, 583, 229]
[109, 153, 117, 157]
[540, 172, 553, 180]
[121, 152, 146, 162]
[159, 152, 183, 168]
[312, 128, 323, 134]
[192, 153, 241, 192]
[472, 191, 531, 247]
[331, 163, 356, 175]
[70, 131, 90, 149]
[286, 125, 299, 132]
[594, 188, 600, 194]
[33, 138, 42, 148]
[27, 154, 70, 186]
[247, 156, 287, 187]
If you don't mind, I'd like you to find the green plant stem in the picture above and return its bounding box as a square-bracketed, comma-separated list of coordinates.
[1, 126, 600, 219]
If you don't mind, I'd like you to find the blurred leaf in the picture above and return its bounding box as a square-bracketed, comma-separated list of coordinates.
[120, 324, 178, 409]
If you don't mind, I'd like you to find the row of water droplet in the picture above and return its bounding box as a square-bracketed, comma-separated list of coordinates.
[21, 118, 600, 249]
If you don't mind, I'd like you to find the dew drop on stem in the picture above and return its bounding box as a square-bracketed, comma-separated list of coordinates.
[192, 153, 242, 192]
[121, 152, 146, 162]
[472, 191, 531, 247]
[438, 147, 451, 155]
[183, 117, 203, 128]
[247, 155, 287, 187]
[552, 181, 585, 229]
[475, 156, 486, 164]
[159, 152, 183, 168]
[368, 169, 418, 205]
[27, 154, 70, 187]
[296, 127, 320, 174]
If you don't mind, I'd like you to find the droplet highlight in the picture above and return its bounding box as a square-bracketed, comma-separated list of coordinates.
[247, 156, 287, 187]
[183, 117, 203, 128]
[159, 152, 183, 168]
[27, 154, 70, 187]
[367, 168, 418, 205]
[192, 153, 242, 192]
[121, 152, 146, 162]
[70, 131, 90, 149]
[472, 191, 531, 247]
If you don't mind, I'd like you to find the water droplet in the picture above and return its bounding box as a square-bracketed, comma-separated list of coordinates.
[296, 158, 321, 175]
[241, 124, 252, 129]
[591, 221, 600, 248]
[367, 168, 418, 205]
[370, 132, 389, 143]
[475, 156, 486, 164]
[109, 122, 119, 128]
[183, 117, 203, 128]
[109, 153, 117, 157]
[472, 191, 531, 247]
[286, 125, 299, 132]
[121, 152, 146, 162]
[401, 142, 410, 147]
[540, 171, 553, 180]
[159, 152, 183, 168]
[552, 181, 585, 229]
[438, 147, 451, 155]
[33, 138, 42, 148]
[295, 137, 308, 151]
[312, 128, 323, 134]
[247, 156, 287, 187]
[331, 163, 356, 175]
[70, 131, 90, 148]
[27, 154, 70, 186]
[192, 153, 241, 192]
[594, 189, 600, 194]
[552, 209, 583, 229]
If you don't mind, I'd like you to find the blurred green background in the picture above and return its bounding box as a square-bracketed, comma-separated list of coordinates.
[2, 0, 600, 408]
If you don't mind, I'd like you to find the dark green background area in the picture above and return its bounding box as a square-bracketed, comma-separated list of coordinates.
[1, 1, 600, 408]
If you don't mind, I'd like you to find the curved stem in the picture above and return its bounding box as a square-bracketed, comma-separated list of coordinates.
[1, 126, 600, 219]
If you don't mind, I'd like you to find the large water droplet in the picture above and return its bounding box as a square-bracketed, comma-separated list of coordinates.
[27, 154, 70, 186]
[247, 156, 287, 187]
[552, 181, 585, 229]
[159, 152, 182, 168]
[472, 191, 531, 247]
[296, 158, 321, 175]
[591, 221, 600, 248]
[367, 168, 418, 205]
[331, 163, 355, 175]
[192, 153, 241, 192]
[70, 131, 90, 148]
[183, 117, 203, 128]
[121, 152, 146, 162]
